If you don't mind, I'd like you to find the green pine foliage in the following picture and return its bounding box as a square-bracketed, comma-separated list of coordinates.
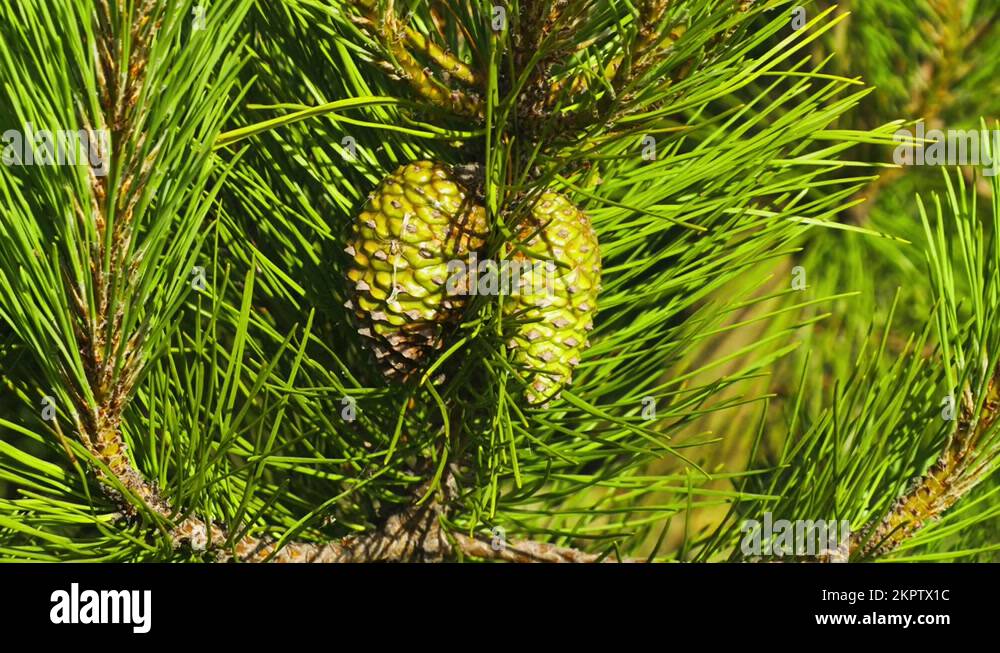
[0, 0, 998, 562]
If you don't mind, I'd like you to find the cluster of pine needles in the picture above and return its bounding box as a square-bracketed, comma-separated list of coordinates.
[0, 0, 998, 562]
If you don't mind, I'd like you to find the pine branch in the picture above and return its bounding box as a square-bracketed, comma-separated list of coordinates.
[843, 0, 983, 226]
[73, 0, 169, 518]
[172, 518, 605, 562]
[351, 0, 484, 118]
[7, 0, 994, 564]
[170, 473, 609, 562]
[853, 366, 1000, 559]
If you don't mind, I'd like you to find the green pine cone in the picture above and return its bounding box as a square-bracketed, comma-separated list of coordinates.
[346, 161, 488, 380]
[504, 192, 601, 405]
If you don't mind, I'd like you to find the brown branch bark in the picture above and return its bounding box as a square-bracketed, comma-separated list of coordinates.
[451, 533, 608, 563]
[170, 474, 612, 563]
[172, 495, 453, 562]
[171, 520, 610, 563]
